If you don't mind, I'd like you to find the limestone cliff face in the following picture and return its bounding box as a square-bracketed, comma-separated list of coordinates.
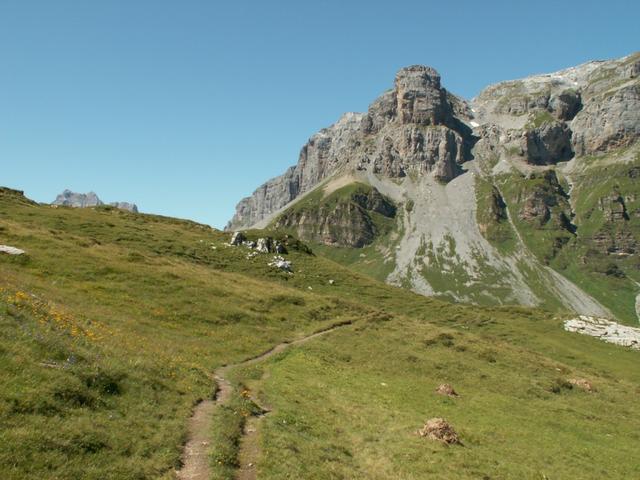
[226, 66, 472, 230]
[473, 52, 640, 165]
[231, 53, 640, 233]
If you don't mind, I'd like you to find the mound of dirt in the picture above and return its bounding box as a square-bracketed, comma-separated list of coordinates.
[435, 383, 458, 397]
[569, 378, 594, 392]
[418, 418, 459, 444]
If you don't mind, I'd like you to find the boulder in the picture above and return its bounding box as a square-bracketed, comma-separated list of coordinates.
[435, 384, 459, 397]
[230, 231, 246, 246]
[255, 237, 273, 253]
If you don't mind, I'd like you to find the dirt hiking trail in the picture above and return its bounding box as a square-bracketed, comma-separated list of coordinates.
[175, 320, 353, 480]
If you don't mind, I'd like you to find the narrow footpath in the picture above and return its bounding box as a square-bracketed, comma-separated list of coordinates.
[176, 320, 353, 480]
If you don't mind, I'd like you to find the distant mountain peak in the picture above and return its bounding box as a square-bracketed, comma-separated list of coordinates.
[52, 190, 138, 213]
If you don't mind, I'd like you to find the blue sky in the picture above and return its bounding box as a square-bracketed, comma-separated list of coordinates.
[1, 0, 637, 228]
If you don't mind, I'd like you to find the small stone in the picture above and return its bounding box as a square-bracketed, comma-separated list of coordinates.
[329, 279, 335, 285]
[435, 383, 459, 397]
[568, 378, 594, 392]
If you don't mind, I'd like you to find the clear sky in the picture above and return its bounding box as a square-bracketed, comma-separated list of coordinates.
[1, 0, 638, 228]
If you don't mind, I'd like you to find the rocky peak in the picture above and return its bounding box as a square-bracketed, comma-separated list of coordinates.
[227, 64, 474, 230]
[54, 190, 103, 208]
[394, 65, 450, 126]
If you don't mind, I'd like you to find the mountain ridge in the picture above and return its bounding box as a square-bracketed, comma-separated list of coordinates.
[227, 52, 640, 323]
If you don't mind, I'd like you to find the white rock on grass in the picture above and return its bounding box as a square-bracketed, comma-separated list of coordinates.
[268, 255, 292, 273]
[256, 238, 272, 253]
[564, 315, 640, 350]
[0, 245, 25, 255]
[230, 231, 246, 246]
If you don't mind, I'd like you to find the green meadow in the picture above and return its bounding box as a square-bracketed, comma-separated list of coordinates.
[0, 187, 638, 479]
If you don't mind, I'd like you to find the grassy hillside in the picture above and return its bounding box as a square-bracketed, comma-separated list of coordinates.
[1, 187, 639, 479]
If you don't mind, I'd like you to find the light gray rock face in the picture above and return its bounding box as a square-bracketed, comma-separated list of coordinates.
[473, 51, 640, 162]
[572, 83, 640, 156]
[520, 121, 573, 165]
[52, 190, 138, 212]
[227, 66, 472, 230]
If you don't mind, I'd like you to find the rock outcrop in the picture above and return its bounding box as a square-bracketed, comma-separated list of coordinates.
[52, 190, 138, 213]
[564, 316, 640, 350]
[519, 121, 573, 165]
[273, 184, 396, 248]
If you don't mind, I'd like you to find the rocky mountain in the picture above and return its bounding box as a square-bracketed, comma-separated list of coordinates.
[228, 52, 640, 324]
[52, 190, 138, 213]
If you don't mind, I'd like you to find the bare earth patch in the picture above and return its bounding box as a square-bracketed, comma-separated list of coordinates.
[175, 399, 216, 480]
[176, 320, 353, 480]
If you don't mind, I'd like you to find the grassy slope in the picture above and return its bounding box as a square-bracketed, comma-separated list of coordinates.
[231, 304, 640, 479]
[0, 189, 639, 479]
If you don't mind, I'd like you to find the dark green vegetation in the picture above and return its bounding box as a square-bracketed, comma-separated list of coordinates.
[273, 182, 396, 248]
[480, 153, 640, 324]
[272, 182, 402, 283]
[475, 177, 517, 255]
[496, 170, 575, 264]
[1, 187, 639, 479]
